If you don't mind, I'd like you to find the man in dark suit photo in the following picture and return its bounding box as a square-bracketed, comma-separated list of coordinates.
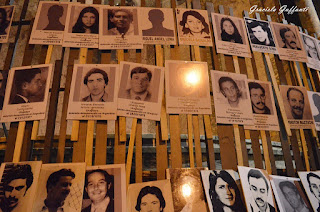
[125, 67, 152, 101]
[279, 27, 301, 50]
[249, 82, 271, 115]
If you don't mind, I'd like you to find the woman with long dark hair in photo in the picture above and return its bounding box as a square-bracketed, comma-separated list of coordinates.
[220, 17, 243, 44]
[179, 10, 210, 38]
[72, 6, 99, 34]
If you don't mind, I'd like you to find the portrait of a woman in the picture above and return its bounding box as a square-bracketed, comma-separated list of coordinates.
[82, 169, 114, 212]
[0, 8, 9, 35]
[72, 6, 99, 34]
[135, 186, 166, 212]
[179, 10, 210, 38]
[220, 17, 243, 44]
[209, 170, 246, 212]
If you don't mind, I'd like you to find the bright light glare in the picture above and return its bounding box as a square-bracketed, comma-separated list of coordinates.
[181, 183, 192, 198]
[185, 71, 200, 85]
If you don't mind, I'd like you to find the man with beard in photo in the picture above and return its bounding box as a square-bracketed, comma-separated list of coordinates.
[249, 82, 271, 114]
[280, 27, 301, 50]
[287, 87, 305, 119]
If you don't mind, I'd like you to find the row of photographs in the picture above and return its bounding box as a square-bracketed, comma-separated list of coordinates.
[1, 162, 320, 212]
[1, 3, 320, 70]
[0, 60, 319, 131]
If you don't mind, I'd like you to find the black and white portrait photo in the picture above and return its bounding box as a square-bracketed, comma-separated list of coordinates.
[298, 171, 320, 212]
[67, 64, 119, 120]
[238, 166, 276, 212]
[211, 70, 254, 125]
[99, 7, 142, 49]
[0, 161, 41, 212]
[308, 91, 320, 131]
[270, 175, 311, 212]
[63, 4, 100, 48]
[127, 180, 174, 212]
[32, 163, 86, 212]
[165, 60, 212, 114]
[176, 8, 212, 46]
[0, 70, 8, 112]
[270, 22, 308, 62]
[280, 85, 314, 129]
[1, 64, 53, 122]
[0, 5, 14, 43]
[82, 164, 126, 212]
[244, 18, 277, 54]
[211, 13, 251, 58]
[300, 32, 320, 71]
[117, 61, 164, 120]
[201, 170, 246, 212]
[139, 8, 176, 45]
[167, 168, 208, 212]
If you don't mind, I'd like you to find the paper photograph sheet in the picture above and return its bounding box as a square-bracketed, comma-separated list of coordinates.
[200, 170, 246, 212]
[99, 6, 143, 49]
[211, 13, 251, 57]
[32, 163, 86, 212]
[67, 64, 119, 120]
[245, 80, 280, 131]
[117, 61, 164, 121]
[211, 70, 254, 125]
[280, 85, 314, 129]
[298, 171, 320, 212]
[0, 5, 15, 43]
[82, 164, 126, 212]
[0, 70, 8, 118]
[244, 17, 278, 54]
[270, 22, 308, 63]
[29, 1, 70, 45]
[270, 175, 312, 212]
[176, 8, 213, 46]
[165, 60, 212, 114]
[300, 32, 320, 71]
[127, 180, 174, 212]
[1, 64, 53, 122]
[307, 90, 320, 131]
[0, 161, 42, 212]
[139, 7, 176, 45]
[63, 4, 100, 48]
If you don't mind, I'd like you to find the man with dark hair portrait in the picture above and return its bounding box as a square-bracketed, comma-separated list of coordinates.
[279, 27, 301, 50]
[0, 164, 34, 212]
[107, 9, 134, 36]
[312, 93, 320, 122]
[135, 186, 166, 212]
[10, 68, 44, 104]
[247, 20, 275, 46]
[249, 82, 271, 114]
[40, 169, 75, 212]
[142, 9, 174, 37]
[278, 181, 309, 212]
[303, 35, 320, 60]
[125, 67, 152, 101]
[43, 4, 65, 31]
[218, 76, 244, 108]
[247, 169, 275, 212]
[307, 172, 320, 212]
[287, 87, 305, 119]
[82, 68, 109, 102]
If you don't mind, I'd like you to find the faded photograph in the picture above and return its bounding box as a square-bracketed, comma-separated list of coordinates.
[0, 6, 14, 36]
[245, 18, 275, 47]
[178, 10, 210, 38]
[298, 171, 320, 212]
[248, 81, 273, 115]
[0, 71, 8, 110]
[35, 3, 68, 31]
[272, 24, 302, 50]
[308, 91, 320, 124]
[142, 9, 174, 37]
[107, 8, 136, 36]
[72, 6, 99, 34]
[220, 17, 243, 44]
[302, 34, 320, 60]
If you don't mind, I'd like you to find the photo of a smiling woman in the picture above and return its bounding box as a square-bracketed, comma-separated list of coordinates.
[82, 169, 114, 212]
[209, 170, 246, 212]
[72, 6, 99, 34]
[179, 10, 210, 38]
[220, 17, 243, 44]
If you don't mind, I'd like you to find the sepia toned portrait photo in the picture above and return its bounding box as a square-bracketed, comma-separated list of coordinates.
[0, 71, 8, 111]
[298, 171, 320, 212]
[67, 64, 119, 120]
[1, 64, 53, 122]
[211, 13, 251, 57]
[244, 17, 277, 54]
[176, 8, 212, 46]
[201, 170, 246, 212]
[99, 6, 143, 49]
[127, 180, 174, 212]
[0, 161, 42, 212]
[300, 32, 320, 71]
[270, 175, 311, 212]
[270, 22, 307, 62]
[166, 168, 208, 212]
[238, 166, 276, 212]
[32, 163, 86, 212]
[211, 70, 254, 125]
[280, 85, 314, 129]
[0, 5, 14, 43]
[165, 60, 212, 114]
[308, 91, 320, 131]
[82, 164, 126, 212]
[139, 7, 176, 45]
[29, 2, 69, 45]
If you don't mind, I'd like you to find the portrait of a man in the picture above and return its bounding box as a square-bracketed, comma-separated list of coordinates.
[287, 87, 305, 119]
[43, 4, 65, 31]
[246, 19, 275, 47]
[0, 164, 34, 212]
[107, 9, 134, 36]
[249, 82, 271, 114]
[218, 76, 244, 108]
[82, 68, 109, 102]
[135, 186, 166, 212]
[302, 34, 320, 60]
[279, 27, 301, 50]
[142, 9, 174, 37]
[312, 93, 320, 122]
[307, 173, 320, 212]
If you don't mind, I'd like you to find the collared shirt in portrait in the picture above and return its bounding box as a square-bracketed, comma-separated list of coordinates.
[82, 92, 109, 102]
[107, 24, 134, 36]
